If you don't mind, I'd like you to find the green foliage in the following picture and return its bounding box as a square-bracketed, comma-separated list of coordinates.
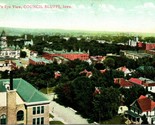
[20, 51, 27, 58]
[92, 87, 120, 121]
[103, 57, 115, 69]
[120, 86, 146, 107]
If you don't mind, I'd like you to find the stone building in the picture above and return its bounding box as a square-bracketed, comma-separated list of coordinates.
[0, 72, 50, 124]
[0, 30, 20, 59]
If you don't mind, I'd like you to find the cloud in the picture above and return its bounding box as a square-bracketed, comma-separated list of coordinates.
[100, 4, 124, 14]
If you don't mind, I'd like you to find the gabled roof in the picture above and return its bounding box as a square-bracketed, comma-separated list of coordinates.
[129, 78, 143, 85]
[0, 78, 49, 103]
[137, 95, 155, 112]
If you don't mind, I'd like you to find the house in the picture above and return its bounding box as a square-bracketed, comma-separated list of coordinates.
[114, 78, 133, 88]
[0, 72, 50, 124]
[116, 66, 131, 76]
[129, 77, 155, 93]
[125, 95, 155, 124]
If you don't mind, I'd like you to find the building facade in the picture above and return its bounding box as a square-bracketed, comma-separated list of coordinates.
[0, 30, 20, 59]
[0, 77, 50, 124]
[42, 50, 89, 61]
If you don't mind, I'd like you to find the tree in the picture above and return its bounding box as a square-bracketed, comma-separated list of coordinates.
[20, 51, 27, 58]
[71, 76, 95, 117]
[103, 57, 115, 69]
[93, 87, 120, 121]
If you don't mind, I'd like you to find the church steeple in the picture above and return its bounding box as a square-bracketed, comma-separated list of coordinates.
[0, 30, 7, 48]
[1, 30, 6, 37]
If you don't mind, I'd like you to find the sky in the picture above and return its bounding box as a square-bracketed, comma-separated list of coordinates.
[0, 0, 155, 33]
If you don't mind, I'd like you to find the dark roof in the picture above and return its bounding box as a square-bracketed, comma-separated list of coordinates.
[0, 78, 49, 103]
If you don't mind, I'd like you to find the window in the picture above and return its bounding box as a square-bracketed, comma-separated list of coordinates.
[37, 107, 40, 114]
[37, 118, 40, 125]
[33, 117, 44, 125]
[41, 117, 44, 124]
[17, 110, 24, 121]
[33, 106, 44, 115]
[41, 106, 44, 114]
[33, 107, 36, 115]
[33, 118, 36, 125]
[0, 114, 6, 124]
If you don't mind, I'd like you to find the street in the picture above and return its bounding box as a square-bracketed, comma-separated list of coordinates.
[48, 93, 89, 124]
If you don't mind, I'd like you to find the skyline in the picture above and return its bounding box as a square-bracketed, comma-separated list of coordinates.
[0, 0, 155, 33]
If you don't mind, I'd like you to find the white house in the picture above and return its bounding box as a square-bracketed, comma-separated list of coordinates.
[125, 95, 155, 124]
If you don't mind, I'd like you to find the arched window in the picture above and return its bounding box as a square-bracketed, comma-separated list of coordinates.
[17, 110, 24, 121]
[0, 114, 6, 124]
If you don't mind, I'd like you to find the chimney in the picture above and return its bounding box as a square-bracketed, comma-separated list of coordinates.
[10, 70, 13, 90]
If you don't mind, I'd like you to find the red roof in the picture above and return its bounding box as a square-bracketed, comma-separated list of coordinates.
[100, 69, 106, 74]
[120, 78, 133, 87]
[129, 78, 143, 85]
[117, 66, 128, 72]
[114, 78, 133, 87]
[54, 71, 61, 79]
[80, 69, 92, 78]
[137, 95, 155, 112]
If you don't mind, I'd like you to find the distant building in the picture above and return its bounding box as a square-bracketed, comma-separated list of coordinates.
[129, 77, 155, 93]
[43, 50, 89, 61]
[24, 39, 33, 46]
[29, 57, 53, 65]
[0, 30, 20, 59]
[116, 66, 131, 76]
[137, 42, 155, 50]
[120, 50, 153, 60]
[0, 76, 50, 124]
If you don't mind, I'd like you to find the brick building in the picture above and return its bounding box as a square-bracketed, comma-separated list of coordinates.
[0, 73, 50, 124]
[137, 42, 155, 50]
[42, 50, 89, 61]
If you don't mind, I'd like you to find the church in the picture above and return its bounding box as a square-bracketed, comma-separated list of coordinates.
[0, 30, 20, 59]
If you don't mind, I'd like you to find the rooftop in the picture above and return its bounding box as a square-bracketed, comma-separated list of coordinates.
[137, 95, 155, 112]
[0, 78, 49, 103]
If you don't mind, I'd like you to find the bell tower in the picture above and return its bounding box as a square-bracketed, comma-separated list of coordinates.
[0, 30, 7, 49]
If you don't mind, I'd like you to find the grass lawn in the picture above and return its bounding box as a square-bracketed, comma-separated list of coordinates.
[40, 87, 54, 94]
[50, 121, 64, 124]
[101, 115, 126, 124]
